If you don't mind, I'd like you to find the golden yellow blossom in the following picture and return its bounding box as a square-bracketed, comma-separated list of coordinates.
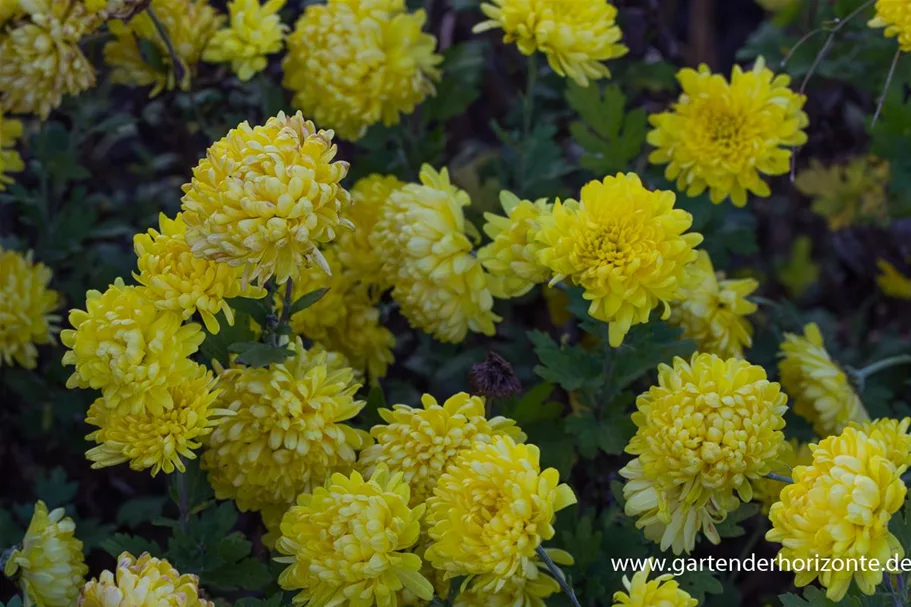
[454, 553, 573, 607]
[0, 0, 98, 119]
[61, 278, 205, 415]
[851, 417, 911, 469]
[4, 501, 87, 607]
[0, 248, 61, 369]
[870, 0, 911, 52]
[621, 353, 787, 554]
[181, 111, 351, 286]
[795, 157, 889, 229]
[276, 465, 434, 607]
[753, 439, 813, 514]
[876, 258, 911, 299]
[0, 0, 24, 23]
[478, 191, 552, 298]
[766, 427, 907, 601]
[283, 0, 442, 140]
[534, 173, 702, 347]
[611, 561, 697, 607]
[648, 57, 808, 207]
[78, 552, 213, 607]
[104, 0, 223, 96]
[424, 435, 577, 579]
[358, 392, 526, 505]
[202, 338, 371, 513]
[779, 322, 869, 437]
[0, 110, 25, 189]
[203, 0, 287, 81]
[668, 250, 758, 358]
[474, 0, 628, 86]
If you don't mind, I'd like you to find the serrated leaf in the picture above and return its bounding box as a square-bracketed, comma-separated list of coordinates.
[423, 41, 486, 123]
[506, 382, 563, 425]
[714, 502, 761, 539]
[288, 287, 329, 315]
[101, 533, 162, 558]
[528, 330, 604, 392]
[566, 82, 647, 176]
[117, 496, 167, 528]
[230, 342, 293, 367]
[677, 569, 723, 604]
[226, 296, 271, 326]
[33, 467, 78, 509]
[565, 411, 635, 459]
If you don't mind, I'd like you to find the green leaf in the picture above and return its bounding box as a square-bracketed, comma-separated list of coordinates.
[564, 411, 635, 459]
[235, 594, 285, 607]
[527, 330, 604, 392]
[137, 38, 167, 73]
[677, 569, 724, 604]
[34, 467, 78, 509]
[117, 497, 168, 528]
[1, 596, 24, 607]
[714, 502, 761, 539]
[566, 82, 647, 176]
[229, 342, 293, 367]
[226, 296, 271, 326]
[423, 41, 487, 123]
[560, 514, 603, 571]
[200, 533, 272, 591]
[505, 382, 564, 425]
[288, 287, 329, 315]
[101, 533, 163, 558]
[199, 309, 255, 367]
[72, 516, 117, 552]
[779, 587, 852, 607]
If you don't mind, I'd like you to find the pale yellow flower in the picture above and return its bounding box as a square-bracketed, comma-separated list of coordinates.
[454, 553, 573, 607]
[78, 552, 213, 607]
[203, 0, 287, 81]
[876, 258, 911, 299]
[795, 157, 889, 229]
[0, 248, 61, 369]
[869, 0, 911, 52]
[0, 110, 25, 189]
[611, 561, 697, 607]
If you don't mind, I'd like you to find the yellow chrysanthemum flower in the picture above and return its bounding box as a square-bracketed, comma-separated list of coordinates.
[668, 250, 758, 358]
[358, 392, 526, 505]
[0, 248, 61, 369]
[478, 191, 552, 298]
[424, 435, 577, 579]
[454, 553, 573, 607]
[104, 0, 223, 96]
[79, 552, 213, 607]
[534, 173, 702, 347]
[779, 322, 870, 437]
[870, 0, 911, 52]
[276, 465, 434, 607]
[4, 501, 87, 607]
[85, 365, 227, 476]
[61, 278, 205, 415]
[201, 338, 371, 513]
[0, 110, 25, 189]
[371, 165, 500, 343]
[335, 174, 405, 286]
[621, 353, 787, 555]
[474, 0, 628, 87]
[795, 157, 889, 230]
[202, 0, 287, 81]
[851, 417, 911, 469]
[752, 439, 813, 514]
[282, 0, 442, 141]
[181, 111, 351, 286]
[648, 57, 808, 207]
[611, 561, 697, 607]
[876, 258, 911, 299]
[766, 426, 907, 601]
[0, 0, 24, 23]
[0, 0, 98, 119]
[133, 213, 266, 334]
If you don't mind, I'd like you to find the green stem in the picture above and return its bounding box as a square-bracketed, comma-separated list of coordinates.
[855, 355, 911, 383]
[176, 465, 189, 532]
[146, 5, 186, 87]
[765, 472, 793, 484]
[536, 546, 582, 607]
[517, 54, 537, 192]
[278, 278, 294, 327]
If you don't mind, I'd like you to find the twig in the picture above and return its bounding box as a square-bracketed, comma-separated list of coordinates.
[536, 546, 582, 607]
[146, 5, 186, 87]
[176, 463, 190, 532]
[765, 472, 794, 484]
[873, 49, 902, 127]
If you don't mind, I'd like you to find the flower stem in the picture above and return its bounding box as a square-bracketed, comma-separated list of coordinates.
[536, 546, 582, 607]
[765, 472, 794, 484]
[855, 355, 911, 383]
[146, 6, 185, 86]
[517, 54, 537, 192]
[176, 464, 189, 532]
[873, 49, 902, 127]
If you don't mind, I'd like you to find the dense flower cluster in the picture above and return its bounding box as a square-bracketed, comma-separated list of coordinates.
[668, 250, 758, 358]
[0, 248, 61, 369]
[4, 501, 87, 607]
[795, 156, 890, 229]
[0, 110, 24, 189]
[474, 0, 628, 86]
[622, 353, 787, 554]
[282, 0, 442, 140]
[181, 111, 352, 286]
[78, 552, 213, 607]
[648, 57, 808, 207]
[535, 173, 702, 347]
[870, 0, 911, 52]
[779, 322, 870, 437]
[104, 0, 223, 96]
[611, 562, 697, 607]
[203, 0, 287, 81]
[766, 426, 907, 601]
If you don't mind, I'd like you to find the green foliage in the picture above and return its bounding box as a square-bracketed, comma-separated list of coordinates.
[527, 330, 604, 392]
[566, 82, 647, 176]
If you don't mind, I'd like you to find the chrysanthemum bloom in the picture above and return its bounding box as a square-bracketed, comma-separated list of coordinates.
[424, 435, 577, 579]
[358, 392, 526, 505]
[372, 165, 500, 343]
[621, 353, 787, 555]
[276, 465, 434, 607]
[0, 0, 98, 119]
[0, 111, 25, 189]
[85, 365, 227, 476]
[611, 561, 697, 607]
[766, 427, 907, 601]
[752, 439, 812, 514]
[202, 338, 371, 513]
[0, 0, 24, 23]
[870, 0, 911, 52]
[335, 174, 405, 286]
[61, 278, 205, 415]
[453, 553, 573, 607]
[474, 0, 628, 87]
[648, 57, 808, 207]
[0, 248, 61, 369]
[78, 552, 214, 607]
[282, 0, 442, 141]
[478, 191, 552, 298]
[202, 0, 287, 81]
[534, 173, 702, 347]
[4, 501, 87, 607]
[668, 250, 758, 359]
[876, 258, 911, 299]
[779, 322, 870, 437]
[134, 213, 267, 334]
[104, 0, 223, 96]
[181, 111, 352, 286]
[851, 417, 911, 469]
[795, 157, 889, 230]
